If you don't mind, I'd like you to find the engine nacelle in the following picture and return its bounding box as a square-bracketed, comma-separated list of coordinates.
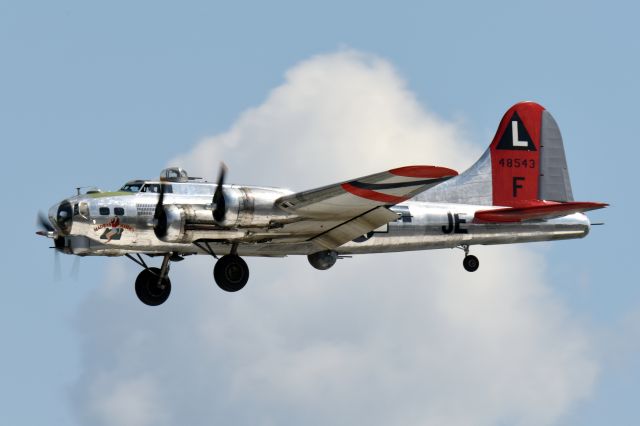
[159, 204, 188, 243]
[155, 186, 293, 243]
[156, 204, 221, 243]
[307, 250, 338, 270]
[214, 186, 291, 228]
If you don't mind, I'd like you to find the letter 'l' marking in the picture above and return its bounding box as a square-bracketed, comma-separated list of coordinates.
[512, 121, 528, 147]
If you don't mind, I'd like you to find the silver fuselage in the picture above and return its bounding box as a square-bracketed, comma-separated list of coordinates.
[48, 181, 590, 258]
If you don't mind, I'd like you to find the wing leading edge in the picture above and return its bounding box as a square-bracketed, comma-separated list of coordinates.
[276, 165, 458, 218]
[275, 165, 458, 250]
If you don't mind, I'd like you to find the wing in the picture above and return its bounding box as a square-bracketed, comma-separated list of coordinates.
[275, 165, 458, 250]
[276, 165, 458, 218]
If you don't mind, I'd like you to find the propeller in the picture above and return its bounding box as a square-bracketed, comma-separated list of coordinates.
[36, 211, 55, 235]
[53, 247, 82, 281]
[153, 183, 168, 239]
[212, 163, 227, 223]
[36, 212, 73, 281]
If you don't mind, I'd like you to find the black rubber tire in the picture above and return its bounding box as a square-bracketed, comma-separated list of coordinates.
[135, 267, 171, 306]
[214, 255, 249, 292]
[463, 255, 480, 272]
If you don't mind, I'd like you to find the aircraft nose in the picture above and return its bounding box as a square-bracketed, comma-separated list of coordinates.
[49, 200, 74, 234]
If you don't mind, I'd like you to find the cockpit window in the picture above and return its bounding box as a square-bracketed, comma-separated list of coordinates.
[120, 182, 143, 192]
[140, 183, 172, 193]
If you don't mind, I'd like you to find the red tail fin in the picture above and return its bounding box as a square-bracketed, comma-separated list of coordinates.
[420, 101, 576, 207]
[490, 102, 545, 207]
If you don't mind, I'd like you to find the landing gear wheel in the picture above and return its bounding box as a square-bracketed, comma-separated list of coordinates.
[214, 255, 249, 292]
[135, 267, 172, 306]
[463, 255, 479, 272]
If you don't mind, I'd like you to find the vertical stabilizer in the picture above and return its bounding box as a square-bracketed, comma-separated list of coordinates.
[420, 101, 574, 207]
[489, 102, 542, 206]
[539, 110, 573, 202]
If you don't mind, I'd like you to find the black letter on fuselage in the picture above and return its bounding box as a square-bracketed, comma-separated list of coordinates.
[442, 212, 467, 234]
[454, 214, 468, 234]
[513, 176, 525, 197]
[442, 212, 454, 234]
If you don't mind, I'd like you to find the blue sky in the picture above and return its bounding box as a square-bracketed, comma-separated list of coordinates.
[1, 1, 637, 425]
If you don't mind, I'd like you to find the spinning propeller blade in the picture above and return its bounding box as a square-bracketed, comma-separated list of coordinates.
[153, 183, 168, 239]
[212, 163, 227, 223]
[36, 212, 64, 280]
[52, 249, 81, 281]
[37, 211, 55, 233]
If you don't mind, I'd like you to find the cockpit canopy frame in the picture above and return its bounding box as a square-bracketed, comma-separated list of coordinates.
[160, 167, 189, 183]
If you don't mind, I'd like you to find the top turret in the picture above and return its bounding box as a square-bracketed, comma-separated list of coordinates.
[160, 167, 189, 183]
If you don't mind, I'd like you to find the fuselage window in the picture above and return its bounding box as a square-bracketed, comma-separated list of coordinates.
[114, 207, 125, 216]
[79, 202, 90, 218]
[99, 207, 110, 216]
[141, 183, 172, 193]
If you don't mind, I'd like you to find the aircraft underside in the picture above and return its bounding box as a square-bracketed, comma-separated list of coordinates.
[56, 208, 591, 305]
[96, 212, 590, 306]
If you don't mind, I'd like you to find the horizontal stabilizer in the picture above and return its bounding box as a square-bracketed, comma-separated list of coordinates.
[474, 201, 608, 223]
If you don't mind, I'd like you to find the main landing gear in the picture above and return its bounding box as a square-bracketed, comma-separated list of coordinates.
[131, 254, 172, 306]
[196, 242, 250, 292]
[126, 248, 253, 306]
[213, 255, 249, 292]
[459, 245, 479, 272]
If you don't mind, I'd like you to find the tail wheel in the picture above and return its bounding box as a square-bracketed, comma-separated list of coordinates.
[135, 267, 171, 306]
[463, 255, 479, 272]
[214, 255, 249, 292]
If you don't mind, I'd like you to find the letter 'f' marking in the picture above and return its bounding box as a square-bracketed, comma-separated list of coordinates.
[513, 176, 525, 197]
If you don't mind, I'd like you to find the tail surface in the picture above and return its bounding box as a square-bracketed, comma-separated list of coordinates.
[421, 101, 574, 207]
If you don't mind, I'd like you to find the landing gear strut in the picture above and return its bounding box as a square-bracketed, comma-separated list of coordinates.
[128, 253, 172, 306]
[214, 255, 249, 292]
[459, 245, 479, 272]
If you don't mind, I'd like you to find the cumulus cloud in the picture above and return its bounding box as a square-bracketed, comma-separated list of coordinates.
[71, 50, 596, 426]
[171, 50, 477, 188]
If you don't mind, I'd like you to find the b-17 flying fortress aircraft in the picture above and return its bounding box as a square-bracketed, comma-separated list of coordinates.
[37, 102, 607, 306]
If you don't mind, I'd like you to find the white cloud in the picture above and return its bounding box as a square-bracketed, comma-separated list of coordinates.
[84, 374, 166, 426]
[71, 50, 597, 426]
[171, 50, 477, 188]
